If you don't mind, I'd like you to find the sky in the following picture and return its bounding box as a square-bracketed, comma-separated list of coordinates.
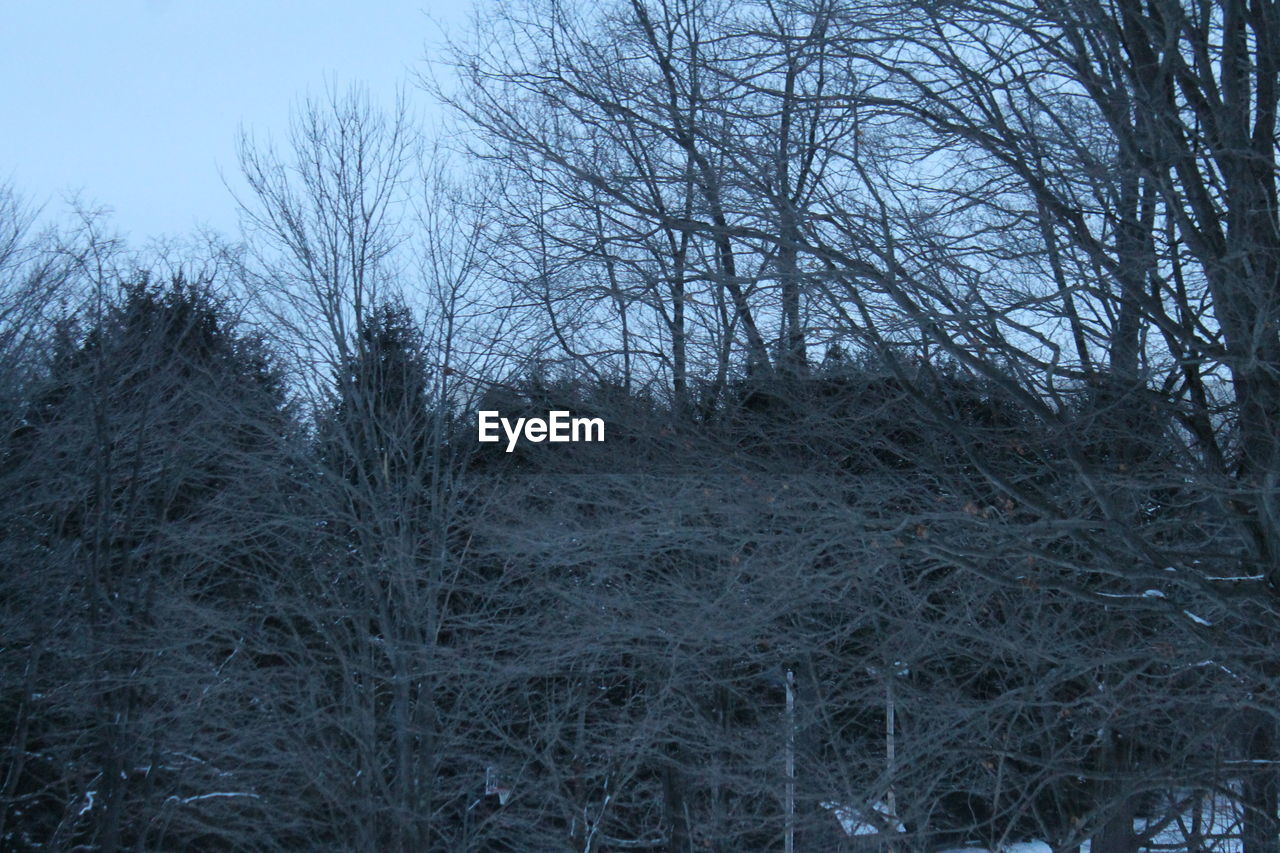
[0, 1, 468, 243]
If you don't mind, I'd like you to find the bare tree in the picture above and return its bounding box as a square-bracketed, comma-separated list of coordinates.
[444, 1, 1280, 852]
[235, 83, 418, 386]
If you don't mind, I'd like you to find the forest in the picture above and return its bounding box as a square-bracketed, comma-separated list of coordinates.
[3, 0, 1280, 850]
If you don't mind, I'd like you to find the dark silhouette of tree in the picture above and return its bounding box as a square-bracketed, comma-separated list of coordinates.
[0, 274, 299, 851]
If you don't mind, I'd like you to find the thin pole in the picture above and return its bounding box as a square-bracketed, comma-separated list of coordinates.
[886, 676, 897, 820]
[785, 669, 795, 853]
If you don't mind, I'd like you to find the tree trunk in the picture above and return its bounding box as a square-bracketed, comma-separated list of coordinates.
[1242, 712, 1279, 853]
[1091, 731, 1137, 853]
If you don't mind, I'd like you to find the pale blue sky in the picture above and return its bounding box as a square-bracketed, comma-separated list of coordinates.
[0, 1, 467, 241]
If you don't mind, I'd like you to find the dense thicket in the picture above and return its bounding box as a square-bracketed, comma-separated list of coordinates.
[0, 302, 1252, 851]
[0, 277, 300, 849]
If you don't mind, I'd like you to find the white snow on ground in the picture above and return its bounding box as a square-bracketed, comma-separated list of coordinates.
[1133, 793, 1243, 853]
[822, 800, 906, 836]
[1004, 842, 1052, 853]
[936, 842, 1049, 853]
[835, 794, 1245, 853]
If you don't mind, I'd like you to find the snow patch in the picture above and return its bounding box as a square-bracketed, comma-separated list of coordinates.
[1004, 842, 1052, 853]
[936, 841, 1050, 853]
[166, 792, 260, 805]
[822, 800, 905, 837]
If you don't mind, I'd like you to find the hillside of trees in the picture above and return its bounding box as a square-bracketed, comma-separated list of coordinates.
[4, 0, 1280, 850]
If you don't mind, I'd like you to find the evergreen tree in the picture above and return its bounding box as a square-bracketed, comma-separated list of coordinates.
[0, 275, 299, 850]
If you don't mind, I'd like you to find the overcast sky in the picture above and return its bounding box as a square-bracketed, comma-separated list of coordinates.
[1, 1, 466, 243]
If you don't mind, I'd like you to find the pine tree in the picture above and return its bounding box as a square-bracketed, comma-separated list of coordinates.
[0, 274, 298, 850]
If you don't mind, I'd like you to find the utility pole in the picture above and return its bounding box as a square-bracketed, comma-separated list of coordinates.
[886, 674, 896, 821]
[785, 669, 795, 853]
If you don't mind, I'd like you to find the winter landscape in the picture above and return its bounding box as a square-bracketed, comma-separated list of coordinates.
[2, 0, 1279, 850]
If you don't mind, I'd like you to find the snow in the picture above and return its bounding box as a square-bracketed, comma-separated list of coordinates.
[1132, 794, 1243, 853]
[822, 800, 906, 837]
[830, 794, 1245, 853]
[1005, 842, 1051, 853]
[166, 792, 260, 805]
[1183, 610, 1213, 626]
[936, 842, 1049, 853]
[823, 793, 1246, 853]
